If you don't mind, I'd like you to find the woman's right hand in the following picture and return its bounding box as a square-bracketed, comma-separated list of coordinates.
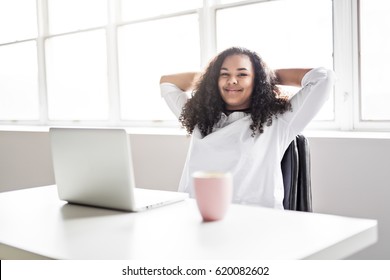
[160, 72, 201, 92]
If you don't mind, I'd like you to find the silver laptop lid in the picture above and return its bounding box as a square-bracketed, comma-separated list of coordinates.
[49, 128, 137, 211]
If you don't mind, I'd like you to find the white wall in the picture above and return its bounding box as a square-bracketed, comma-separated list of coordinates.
[0, 130, 389, 259]
[0, 131, 55, 191]
[309, 136, 390, 259]
[0, 131, 190, 192]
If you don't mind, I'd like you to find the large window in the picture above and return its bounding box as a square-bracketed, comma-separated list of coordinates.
[359, 0, 390, 121]
[47, 0, 107, 34]
[0, 0, 37, 44]
[216, 0, 333, 121]
[118, 14, 200, 121]
[0, 0, 39, 121]
[118, 0, 202, 122]
[0, 0, 389, 132]
[0, 41, 39, 120]
[46, 30, 109, 121]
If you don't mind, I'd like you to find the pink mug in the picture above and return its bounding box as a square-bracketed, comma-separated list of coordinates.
[192, 171, 233, 222]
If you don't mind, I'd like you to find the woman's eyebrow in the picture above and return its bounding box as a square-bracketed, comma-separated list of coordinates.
[220, 67, 249, 71]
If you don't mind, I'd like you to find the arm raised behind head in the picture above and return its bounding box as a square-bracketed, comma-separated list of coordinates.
[275, 68, 313, 87]
[160, 72, 202, 92]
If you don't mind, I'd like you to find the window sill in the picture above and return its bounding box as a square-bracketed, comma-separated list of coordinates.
[0, 124, 187, 136]
[1, 125, 390, 139]
[303, 129, 390, 140]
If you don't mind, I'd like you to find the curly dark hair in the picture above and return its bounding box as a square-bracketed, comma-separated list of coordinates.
[179, 47, 292, 137]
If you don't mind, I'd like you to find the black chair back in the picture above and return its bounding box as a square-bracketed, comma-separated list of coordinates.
[281, 135, 312, 212]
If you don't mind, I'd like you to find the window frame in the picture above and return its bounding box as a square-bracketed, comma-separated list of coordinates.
[0, 0, 389, 132]
[353, 0, 390, 131]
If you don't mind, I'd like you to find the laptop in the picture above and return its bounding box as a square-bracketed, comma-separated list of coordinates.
[49, 127, 188, 211]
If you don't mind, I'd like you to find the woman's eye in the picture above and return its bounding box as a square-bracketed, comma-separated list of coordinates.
[238, 73, 248, 77]
[220, 73, 229, 77]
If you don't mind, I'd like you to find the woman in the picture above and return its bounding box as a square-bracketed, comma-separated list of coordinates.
[160, 47, 334, 209]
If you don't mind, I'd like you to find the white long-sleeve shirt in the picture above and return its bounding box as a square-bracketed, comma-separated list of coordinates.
[160, 67, 335, 209]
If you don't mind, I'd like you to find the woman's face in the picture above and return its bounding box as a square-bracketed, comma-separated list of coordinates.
[218, 54, 255, 111]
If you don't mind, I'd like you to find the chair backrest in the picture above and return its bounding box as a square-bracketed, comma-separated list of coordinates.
[281, 135, 312, 212]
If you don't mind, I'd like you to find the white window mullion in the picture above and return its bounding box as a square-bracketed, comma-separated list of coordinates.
[333, 0, 355, 130]
[107, 0, 121, 125]
[351, 0, 361, 129]
[36, 0, 49, 125]
[199, 0, 217, 67]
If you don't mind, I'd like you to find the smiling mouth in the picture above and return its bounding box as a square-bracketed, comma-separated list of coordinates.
[224, 88, 243, 93]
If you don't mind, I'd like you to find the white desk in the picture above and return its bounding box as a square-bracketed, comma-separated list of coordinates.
[0, 185, 377, 260]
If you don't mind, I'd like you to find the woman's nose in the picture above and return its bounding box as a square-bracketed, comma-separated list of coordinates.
[228, 77, 238, 85]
